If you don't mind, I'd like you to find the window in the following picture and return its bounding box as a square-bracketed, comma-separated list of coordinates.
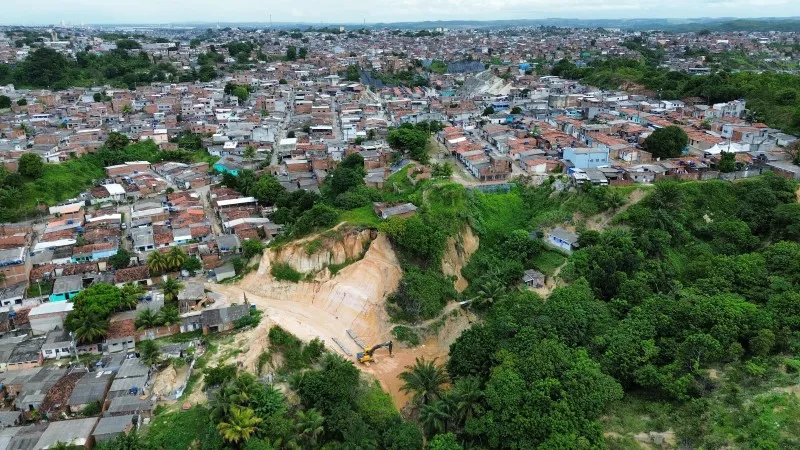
[61, 348, 70, 353]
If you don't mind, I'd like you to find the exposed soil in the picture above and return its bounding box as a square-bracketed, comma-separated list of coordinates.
[200, 232, 474, 409]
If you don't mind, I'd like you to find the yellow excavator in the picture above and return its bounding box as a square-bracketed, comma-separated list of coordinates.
[357, 341, 393, 363]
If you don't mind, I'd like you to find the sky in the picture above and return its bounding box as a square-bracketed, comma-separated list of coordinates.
[2, 0, 800, 25]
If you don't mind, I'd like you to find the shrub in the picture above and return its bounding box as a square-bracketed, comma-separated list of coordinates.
[234, 309, 263, 329]
[271, 263, 303, 282]
[388, 267, 456, 322]
[391, 326, 420, 346]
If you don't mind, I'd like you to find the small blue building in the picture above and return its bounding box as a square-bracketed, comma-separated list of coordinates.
[562, 147, 610, 170]
[545, 228, 580, 254]
[50, 275, 84, 302]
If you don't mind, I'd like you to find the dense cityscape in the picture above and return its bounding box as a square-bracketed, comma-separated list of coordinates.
[0, 17, 799, 450]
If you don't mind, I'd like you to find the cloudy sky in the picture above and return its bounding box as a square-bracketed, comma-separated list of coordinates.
[2, 0, 800, 25]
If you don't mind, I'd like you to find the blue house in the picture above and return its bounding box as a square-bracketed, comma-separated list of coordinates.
[545, 228, 580, 254]
[50, 275, 84, 302]
[213, 162, 239, 176]
[562, 147, 610, 170]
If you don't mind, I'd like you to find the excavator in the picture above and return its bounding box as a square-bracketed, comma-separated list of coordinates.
[357, 341, 393, 363]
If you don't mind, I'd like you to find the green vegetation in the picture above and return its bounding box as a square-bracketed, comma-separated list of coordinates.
[644, 125, 689, 159]
[529, 249, 567, 276]
[0, 47, 174, 90]
[270, 263, 303, 282]
[392, 325, 421, 346]
[339, 205, 381, 227]
[104, 325, 417, 449]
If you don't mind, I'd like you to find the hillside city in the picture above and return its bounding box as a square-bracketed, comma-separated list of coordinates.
[0, 21, 799, 450]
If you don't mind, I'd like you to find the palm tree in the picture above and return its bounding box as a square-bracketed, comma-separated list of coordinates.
[399, 357, 449, 406]
[161, 277, 184, 303]
[216, 406, 262, 444]
[211, 383, 237, 422]
[138, 340, 161, 366]
[294, 408, 324, 450]
[120, 283, 143, 309]
[474, 278, 507, 308]
[166, 247, 188, 272]
[157, 305, 180, 326]
[453, 376, 483, 426]
[135, 309, 158, 330]
[227, 373, 257, 406]
[603, 189, 626, 211]
[147, 251, 168, 275]
[68, 311, 109, 344]
[420, 396, 454, 437]
[121, 104, 133, 115]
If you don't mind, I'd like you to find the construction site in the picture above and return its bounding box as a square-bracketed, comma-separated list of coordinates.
[192, 225, 477, 407]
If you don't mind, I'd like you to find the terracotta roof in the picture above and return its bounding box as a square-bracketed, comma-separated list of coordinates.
[62, 263, 99, 276]
[106, 318, 136, 339]
[114, 265, 150, 283]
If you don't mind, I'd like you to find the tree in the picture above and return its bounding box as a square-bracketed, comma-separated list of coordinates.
[157, 305, 180, 326]
[420, 395, 455, 437]
[644, 125, 688, 159]
[166, 247, 188, 271]
[427, 433, 462, 450]
[68, 310, 109, 344]
[233, 86, 249, 103]
[242, 239, 265, 260]
[161, 277, 184, 303]
[399, 357, 449, 406]
[135, 308, 158, 329]
[510, 106, 522, 114]
[138, 339, 161, 365]
[147, 251, 168, 275]
[217, 406, 263, 444]
[298, 47, 308, 59]
[17, 153, 43, 179]
[252, 174, 286, 206]
[121, 103, 133, 115]
[474, 278, 507, 309]
[0, 95, 10, 108]
[16, 98, 27, 106]
[105, 131, 130, 151]
[345, 65, 360, 82]
[482, 106, 495, 116]
[243, 145, 256, 160]
[93, 92, 103, 102]
[286, 46, 297, 61]
[718, 151, 736, 172]
[183, 257, 203, 276]
[294, 408, 325, 449]
[120, 283, 143, 309]
[109, 249, 133, 270]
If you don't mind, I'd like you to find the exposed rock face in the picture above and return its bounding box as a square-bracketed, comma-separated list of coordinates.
[266, 228, 374, 274]
[239, 231, 402, 341]
[441, 226, 480, 292]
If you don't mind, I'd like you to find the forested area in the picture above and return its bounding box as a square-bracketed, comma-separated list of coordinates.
[0, 46, 221, 90]
[551, 58, 800, 134]
[445, 173, 800, 448]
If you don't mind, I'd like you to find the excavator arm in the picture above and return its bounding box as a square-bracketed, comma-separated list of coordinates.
[356, 341, 393, 363]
